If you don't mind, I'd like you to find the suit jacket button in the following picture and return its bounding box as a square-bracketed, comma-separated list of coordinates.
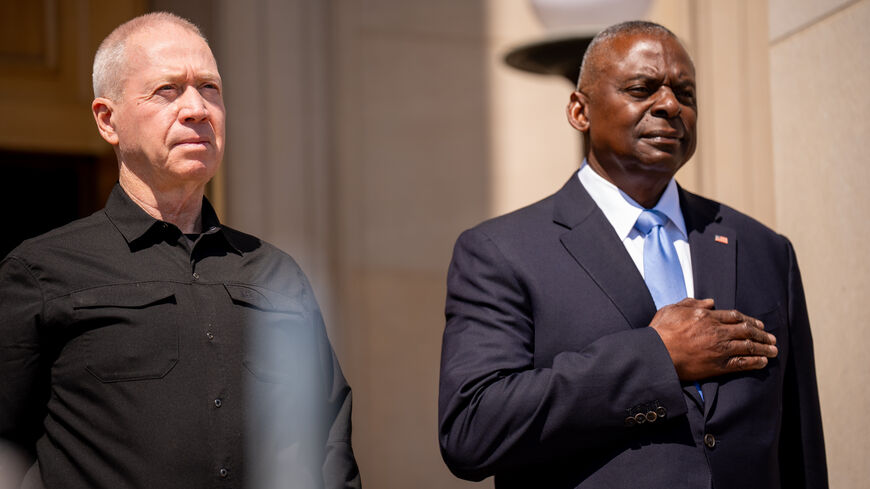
[655, 406, 667, 418]
[624, 416, 636, 427]
[645, 411, 657, 423]
[704, 433, 716, 448]
[634, 413, 646, 425]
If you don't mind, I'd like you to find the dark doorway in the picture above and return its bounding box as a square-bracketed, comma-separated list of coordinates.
[0, 150, 115, 259]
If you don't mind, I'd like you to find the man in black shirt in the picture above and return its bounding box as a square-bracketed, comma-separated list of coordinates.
[0, 12, 360, 489]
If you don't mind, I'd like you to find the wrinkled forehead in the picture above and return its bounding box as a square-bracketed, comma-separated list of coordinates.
[606, 32, 695, 77]
[120, 24, 219, 85]
[128, 24, 214, 62]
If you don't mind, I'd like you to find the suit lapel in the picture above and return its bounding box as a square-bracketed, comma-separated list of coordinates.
[553, 176, 657, 331]
[680, 188, 737, 418]
[553, 177, 738, 418]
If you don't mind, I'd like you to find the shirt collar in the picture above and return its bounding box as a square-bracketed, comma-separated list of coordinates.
[104, 183, 242, 254]
[577, 160, 687, 240]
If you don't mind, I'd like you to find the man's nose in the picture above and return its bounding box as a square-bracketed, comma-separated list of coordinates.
[177, 86, 209, 122]
[650, 86, 681, 118]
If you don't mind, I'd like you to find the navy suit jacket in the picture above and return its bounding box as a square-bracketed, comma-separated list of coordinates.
[439, 174, 827, 488]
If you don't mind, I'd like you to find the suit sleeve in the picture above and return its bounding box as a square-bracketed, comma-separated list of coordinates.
[438, 228, 687, 480]
[0, 256, 49, 482]
[778, 240, 828, 487]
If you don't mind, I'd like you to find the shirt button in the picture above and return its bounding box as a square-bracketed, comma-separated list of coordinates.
[206, 331, 215, 340]
[214, 398, 222, 408]
[704, 433, 716, 448]
[192, 272, 200, 280]
[219, 467, 228, 478]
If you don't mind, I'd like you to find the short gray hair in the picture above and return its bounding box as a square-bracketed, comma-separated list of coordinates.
[92, 12, 206, 99]
[577, 21, 683, 91]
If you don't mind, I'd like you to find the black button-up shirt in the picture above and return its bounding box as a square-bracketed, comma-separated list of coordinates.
[0, 184, 360, 489]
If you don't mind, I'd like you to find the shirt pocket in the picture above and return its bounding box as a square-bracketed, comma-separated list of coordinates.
[72, 283, 178, 383]
[223, 284, 316, 385]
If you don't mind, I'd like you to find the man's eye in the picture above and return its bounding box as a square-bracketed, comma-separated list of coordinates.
[627, 86, 651, 96]
[157, 85, 175, 92]
[677, 90, 696, 103]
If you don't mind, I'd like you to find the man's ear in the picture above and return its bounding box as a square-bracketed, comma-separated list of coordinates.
[566, 90, 590, 133]
[92, 98, 119, 146]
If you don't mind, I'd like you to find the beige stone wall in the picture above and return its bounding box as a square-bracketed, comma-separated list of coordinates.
[769, 0, 870, 486]
[483, 2, 580, 215]
[330, 2, 493, 487]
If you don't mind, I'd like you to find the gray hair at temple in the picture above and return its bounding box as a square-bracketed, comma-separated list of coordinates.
[92, 12, 206, 99]
[576, 20, 687, 91]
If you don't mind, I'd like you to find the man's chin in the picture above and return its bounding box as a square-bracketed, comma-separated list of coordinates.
[168, 159, 220, 183]
[632, 149, 688, 175]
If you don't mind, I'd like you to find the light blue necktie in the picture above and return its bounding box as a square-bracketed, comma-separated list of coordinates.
[635, 210, 704, 401]
[635, 210, 687, 309]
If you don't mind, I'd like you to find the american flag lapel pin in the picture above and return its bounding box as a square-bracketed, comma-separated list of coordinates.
[714, 235, 729, 244]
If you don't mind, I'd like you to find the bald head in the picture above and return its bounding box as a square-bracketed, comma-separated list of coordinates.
[92, 12, 206, 99]
[577, 21, 688, 93]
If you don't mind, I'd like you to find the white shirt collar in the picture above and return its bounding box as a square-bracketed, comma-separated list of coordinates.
[577, 160, 687, 240]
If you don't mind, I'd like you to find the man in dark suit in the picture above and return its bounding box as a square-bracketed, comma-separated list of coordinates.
[438, 21, 827, 488]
